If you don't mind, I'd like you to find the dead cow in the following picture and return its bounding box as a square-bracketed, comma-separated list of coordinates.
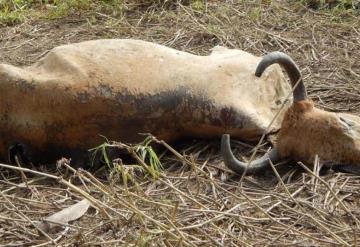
[222, 52, 360, 175]
[0, 39, 291, 166]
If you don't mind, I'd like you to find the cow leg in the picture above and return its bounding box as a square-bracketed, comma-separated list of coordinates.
[322, 162, 360, 175]
[331, 164, 360, 175]
[8, 143, 31, 165]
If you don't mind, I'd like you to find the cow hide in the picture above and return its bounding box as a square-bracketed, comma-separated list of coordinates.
[0, 39, 292, 165]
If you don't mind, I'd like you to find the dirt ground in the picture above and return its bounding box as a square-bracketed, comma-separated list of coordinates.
[0, 1, 360, 246]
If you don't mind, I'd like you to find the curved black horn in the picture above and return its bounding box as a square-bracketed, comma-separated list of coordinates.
[255, 51, 306, 102]
[221, 134, 279, 175]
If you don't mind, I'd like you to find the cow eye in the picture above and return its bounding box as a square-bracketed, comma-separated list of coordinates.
[339, 116, 354, 129]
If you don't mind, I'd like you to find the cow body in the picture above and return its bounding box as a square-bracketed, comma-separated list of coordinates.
[0, 39, 291, 165]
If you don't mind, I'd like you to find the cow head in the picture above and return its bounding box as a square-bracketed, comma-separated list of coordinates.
[222, 52, 360, 175]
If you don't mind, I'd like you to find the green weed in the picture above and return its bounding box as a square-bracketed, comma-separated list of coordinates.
[0, 0, 125, 24]
[0, 0, 28, 25]
[89, 135, 163, 181]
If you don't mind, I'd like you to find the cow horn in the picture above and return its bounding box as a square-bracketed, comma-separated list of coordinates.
[255, 51, 307, 102]
[221, 134, 280, 175]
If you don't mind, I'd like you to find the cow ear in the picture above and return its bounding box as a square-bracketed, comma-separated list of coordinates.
[293, 100, 314, 112]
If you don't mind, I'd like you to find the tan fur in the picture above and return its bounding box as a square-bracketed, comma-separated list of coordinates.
[276, 100, 360, 165]
[0, 39, 292, 164]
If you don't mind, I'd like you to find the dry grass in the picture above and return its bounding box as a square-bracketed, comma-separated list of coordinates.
[0, 0, 360, 246]
[1, 138, 360, 246]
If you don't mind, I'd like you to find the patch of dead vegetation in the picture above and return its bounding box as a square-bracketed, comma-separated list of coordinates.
[1, 137, 360, 246]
